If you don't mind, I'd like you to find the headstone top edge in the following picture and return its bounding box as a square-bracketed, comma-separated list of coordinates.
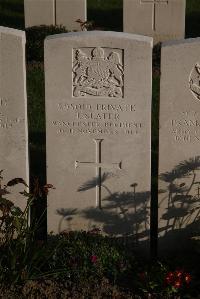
[25, 0, 54, 2]
[0, 26, 26, 41]
[162, 37, 200, 48]
[45, 30, 153, 46]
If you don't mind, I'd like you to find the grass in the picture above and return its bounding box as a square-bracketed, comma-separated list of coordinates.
[0, 191, 198, 298]
[0, 0, 200, 32]
[87, 0, 123, 31]
[0, 1, 199, 297]
[186, 0, 200, 38]
[0, 0, 199, 233]
[21, 0, 200, 138]
[27, 63, 46, 181]
[0, 0, 24, 29]
[27, 63, 45, 135]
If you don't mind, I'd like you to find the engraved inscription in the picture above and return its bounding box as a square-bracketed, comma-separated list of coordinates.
[0, 97, 24, 129]
[51, 102, 142, 136]
[75, 139, 122, 209]
[189, 63, 200, 101]
[73, 47, 124, 98]
[170, 111, 200, 143]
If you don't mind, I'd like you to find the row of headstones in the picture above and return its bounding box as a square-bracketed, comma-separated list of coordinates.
[24, 0, 186, 44]
[1, 26, 199, 253]
[24, 0, 87, 31]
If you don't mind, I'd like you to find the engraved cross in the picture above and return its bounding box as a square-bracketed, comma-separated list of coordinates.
[75, 139, 122, 209]
[197, 184, 200, 198]
[141, 0, 168, 31]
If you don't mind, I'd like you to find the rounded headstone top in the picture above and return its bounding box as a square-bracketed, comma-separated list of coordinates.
[45, 30, 153, 47]
[0, 26, 26, 41]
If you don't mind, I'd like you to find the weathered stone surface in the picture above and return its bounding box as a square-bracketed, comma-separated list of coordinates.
[159, 38, 200, 252]
[45, 31, 152, 245]
[123, 0, 186, 43]
[0, 27, 28, 208]
[24, 0, 55, 28]
[56, 0, 87, 31]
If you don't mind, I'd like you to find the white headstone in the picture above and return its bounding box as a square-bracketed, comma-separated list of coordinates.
[24, 0, 87, 30]
[0, 27, 28, 208]
[24, 0, 55, 28]
[159, 38, 200, 251]
[45, 31, 152, 245]
[56, 0, 87, 31]
[123, 0, 186, 43]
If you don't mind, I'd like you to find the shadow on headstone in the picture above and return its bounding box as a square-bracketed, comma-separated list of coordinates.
[56, 172, 150, 246]
[159, 156, 200, 253]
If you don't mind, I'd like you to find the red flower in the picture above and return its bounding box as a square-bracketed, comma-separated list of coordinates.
[175, 269, 184, 278]
[185, 273, 192, 284]
[173, 280, 182, 289]
[165, 272, 174, 284]
[90, 255, 98, 264]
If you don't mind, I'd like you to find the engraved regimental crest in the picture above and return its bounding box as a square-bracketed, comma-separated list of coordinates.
[73, 47, 124, 98]
[189, 63, 200, 101]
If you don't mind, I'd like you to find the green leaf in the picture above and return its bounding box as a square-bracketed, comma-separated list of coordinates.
[0, 197, 13, 208]
[11, 206, 23, 216]
[13, 217, 22, 230]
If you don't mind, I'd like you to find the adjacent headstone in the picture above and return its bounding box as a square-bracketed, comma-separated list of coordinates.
[123, 0, 186, 43]
[0, 27, 28, 208]
[24, 0, 87, 30]
[56, 0, 87, 31]
[45, 31, 152, 245]
[24, 0, 55, 28]
[159, 38, 200, 252]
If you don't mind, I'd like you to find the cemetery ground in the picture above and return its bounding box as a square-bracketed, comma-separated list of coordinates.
[0, 0, 200, 298]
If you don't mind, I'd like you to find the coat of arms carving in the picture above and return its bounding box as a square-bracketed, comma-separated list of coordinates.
[189, 63, 200, 101]
[73, 47, 124, 98]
